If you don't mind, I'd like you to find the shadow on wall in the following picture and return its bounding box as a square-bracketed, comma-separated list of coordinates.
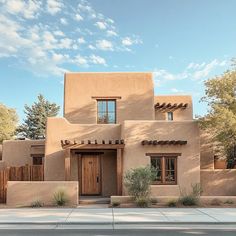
[64, 90, 154, 124]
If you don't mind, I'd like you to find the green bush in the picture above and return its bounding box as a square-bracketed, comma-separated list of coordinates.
[179, 196, 198, 206]
[150, 198, 158, 205]
[31, 200, 43, 208]
[53, 189, 68, 206]
[111, 201, 120, 207]
[135, 197, 150, 208]
[179, 183, 202, 206]
[167, 199, 177, 207]
[224, 199, 234, 204]
[124, 166, 156, 200]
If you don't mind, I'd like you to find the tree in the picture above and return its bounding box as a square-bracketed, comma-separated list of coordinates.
[0, 103, 18, 143]
[200, 65, 236, 168]
[17, 94, 60, 139]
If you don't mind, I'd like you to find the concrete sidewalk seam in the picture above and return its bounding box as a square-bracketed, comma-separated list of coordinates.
[195, 208, 220, 222]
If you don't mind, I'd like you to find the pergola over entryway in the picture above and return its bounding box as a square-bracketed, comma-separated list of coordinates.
[61, 140, 125, 196]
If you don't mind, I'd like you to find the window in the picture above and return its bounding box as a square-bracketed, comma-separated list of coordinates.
[97, 100, 116, 124]
[151, 156, 177, 184]
[167, 112, 173, 121]
[32, 156, 43, 165]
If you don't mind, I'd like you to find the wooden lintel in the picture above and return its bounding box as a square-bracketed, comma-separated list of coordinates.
[146, 153, 182, 156]
[63, 144, 125, 150]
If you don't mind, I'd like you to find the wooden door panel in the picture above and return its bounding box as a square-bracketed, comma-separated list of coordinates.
[81, 155, 101, 195]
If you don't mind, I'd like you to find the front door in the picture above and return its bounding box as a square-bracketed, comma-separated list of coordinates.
[81, 155, 101, 195]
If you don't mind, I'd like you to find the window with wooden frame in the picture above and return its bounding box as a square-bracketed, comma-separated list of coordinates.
[97, 100, 116, 124]
[151, 156, 177, 185]
[32, 156, 43, 165]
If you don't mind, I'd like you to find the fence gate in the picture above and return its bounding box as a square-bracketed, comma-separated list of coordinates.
[0, 165, 44, 203]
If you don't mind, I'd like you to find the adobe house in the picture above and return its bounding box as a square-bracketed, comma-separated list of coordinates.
[1, 72, 236, 206]
[45, 72, 199, 197]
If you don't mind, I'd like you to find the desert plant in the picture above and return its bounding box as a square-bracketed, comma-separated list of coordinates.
[135, 196, 150, 208]
[224, 199, 234, 204]
[167, 199, 177, 207]
[30, 200, 43, 208]
[124, 166, 156, 200]
[179, 195, 198, 206]
[150, 198, 158, 205]
[211, 198, 222, 206]
[53, 189, 68, 206]
[179, 183, 202, 206]
[111, 201, 120, 207]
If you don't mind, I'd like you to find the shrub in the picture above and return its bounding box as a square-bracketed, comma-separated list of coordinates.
[135, 197, 150, 208]
[179, 183, 202, 206]
[211, 198, 222, 206]
[124, 166, 156, 200]
[150, 198, 158, 205]
[179, 196, 198, 206]
[224, 199, 234, 204]
[167, 199, 177, 207]
[31, 200, 43, 208]
[53, 189, 68, 206]
[111, 201, 120, 207]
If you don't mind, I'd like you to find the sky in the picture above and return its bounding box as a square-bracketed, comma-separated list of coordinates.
[0, 0, 235, 122]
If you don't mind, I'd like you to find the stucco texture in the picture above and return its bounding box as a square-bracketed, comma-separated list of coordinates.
[121, 120, 200, 196]
[7, 181, 78, 206]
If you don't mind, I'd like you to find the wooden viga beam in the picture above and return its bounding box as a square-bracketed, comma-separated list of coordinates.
[141, 140, 187, 145]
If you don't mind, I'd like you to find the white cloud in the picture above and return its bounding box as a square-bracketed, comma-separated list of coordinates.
[88, 44, 96, 50]
[75, 13, 83, 21]
[78, 37, 86, 44]
[47, 0, 63, 15]
[5, 0, 41, 19]
[60, 18, 68, 25]
[74, 55, 88, 66]
[107, 30, 118, 37]
[122, 36, 142, 46]
[96, 39, 113, 51]
[94, 21, 107, 30]
[90, 54, 106, 65]
[59, 38, 73, 49]
[53, 30, 64, 37]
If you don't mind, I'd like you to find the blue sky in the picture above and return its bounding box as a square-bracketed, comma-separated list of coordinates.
[0, 0, 235, 122]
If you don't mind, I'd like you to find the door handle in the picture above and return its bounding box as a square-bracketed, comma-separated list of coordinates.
[96, 176, 99, 183]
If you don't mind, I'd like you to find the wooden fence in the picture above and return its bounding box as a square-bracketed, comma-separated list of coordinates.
[0, 165, 44, 203]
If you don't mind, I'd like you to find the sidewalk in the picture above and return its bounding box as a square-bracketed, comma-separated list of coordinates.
[0, 208, 235, 225]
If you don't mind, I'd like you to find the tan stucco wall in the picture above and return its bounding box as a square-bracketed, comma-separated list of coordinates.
[2, 140, 45, 167]
[201, 170, 236, 196]
[7, 181, 78, 206]
[121, 120, 200, 196]
[45, 117, 121, 180]
[154, 96, 193, 121]
[64, 72, 154, 124]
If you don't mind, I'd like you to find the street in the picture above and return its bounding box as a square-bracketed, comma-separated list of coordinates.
[0, 228, 235, 236]
[0, 224, 236, 236]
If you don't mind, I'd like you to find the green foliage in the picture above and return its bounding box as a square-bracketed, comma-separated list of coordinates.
[0, 103, 18, 143]
[111, 201, 120, 207]
[17, 94, 60, 139]
[150, 198, 158, 205]
[179, 183, 202, 206]
[200, 65, 236, 168]
[53, 189, 68, 206]
[224, 199, 234, 204]
[167, 199, 177, 207]
[30, 200, 43, 208]
[135, 196, 150, 208]
[124, 166, 156, 200]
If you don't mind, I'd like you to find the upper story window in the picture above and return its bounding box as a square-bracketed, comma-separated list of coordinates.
[97, 100, 116, 124]
[167, 112, 173, 121]
[151, 156, 177, 185]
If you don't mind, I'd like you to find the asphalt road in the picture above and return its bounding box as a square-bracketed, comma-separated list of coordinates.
[0, 228, 236, 236]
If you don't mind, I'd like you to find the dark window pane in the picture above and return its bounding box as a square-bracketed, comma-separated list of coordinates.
[151, 157, 162, 182]
[167, 112, 173, 121]
[107, 112, 115, 124]
[97, 100, 116, 124]
[33, 156, 43, 165]
[98, 101, 106, 113]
